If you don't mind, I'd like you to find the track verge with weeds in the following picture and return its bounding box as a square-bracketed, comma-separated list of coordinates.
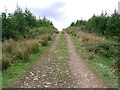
[2, 33, 57, 88]
[71, 35, 118, 88]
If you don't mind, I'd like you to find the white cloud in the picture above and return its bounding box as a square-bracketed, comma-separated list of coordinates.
[0, 0, 119, 31]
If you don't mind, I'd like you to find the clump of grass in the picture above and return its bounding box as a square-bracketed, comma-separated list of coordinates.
[77, 31, 105, 42]
[2, 39, 40, 70]
[14, 46, 29, 62]
[3, 39, 16, 53]
[54, 30, 59, 33]
[40, 34, 52, 46]
[41, 40, 48, 46]
[25, 39, 39, 53]
[40, 35, 48, 46]
[2, 54, 11, 70]
[46, 34, 52, 41]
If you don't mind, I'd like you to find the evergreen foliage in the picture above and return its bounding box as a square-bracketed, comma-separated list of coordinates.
[2, 6, 56, 40]
[69, 11, 120, 40]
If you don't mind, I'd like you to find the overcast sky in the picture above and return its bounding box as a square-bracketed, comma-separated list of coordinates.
[0, 0, 119, 31]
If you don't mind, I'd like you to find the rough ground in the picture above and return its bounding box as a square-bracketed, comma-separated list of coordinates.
[65, 32, 106, 88]
[12, 32, 76, 88]
[12, 32, 107, 88]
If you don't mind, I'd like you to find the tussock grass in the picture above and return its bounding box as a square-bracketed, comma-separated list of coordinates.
[40, 34, 52, 46]
[2, 39, 40, 70]
[3, 39, 16, 53]
[25, 39, 39, 53]
[77, 31, 106, 42]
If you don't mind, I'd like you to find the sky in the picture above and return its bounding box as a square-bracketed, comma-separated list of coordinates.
[0, 0, 119, 31]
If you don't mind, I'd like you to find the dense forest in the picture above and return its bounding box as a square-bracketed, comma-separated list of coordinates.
[69, 10, 120, 41]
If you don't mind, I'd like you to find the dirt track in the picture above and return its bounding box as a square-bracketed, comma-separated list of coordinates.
[65, 32, 106, 88]
[12, 32, 107, 88]
[12, 32, 61, 88]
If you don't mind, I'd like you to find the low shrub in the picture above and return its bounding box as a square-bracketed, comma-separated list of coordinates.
[86, 40, 118, 58]
[40, 35, 49, 46]
[41, 40, 48, 46]
[54, 30, 59, 33]
[93, 41, 118, 58]
[46, 34, 52, 41]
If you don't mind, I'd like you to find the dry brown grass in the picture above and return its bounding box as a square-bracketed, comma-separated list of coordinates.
[2, 35, 53, 70]
[25, 39, 39, 53]
[77, 31, 118, 58]
[77, 31, 106, 52]
[2, 39, 40, 70]
[77, 31, 106, 43]
[40, 34, 52, 46]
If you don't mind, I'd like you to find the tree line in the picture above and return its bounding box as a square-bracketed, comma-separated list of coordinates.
[1, 6, 55, 41]
[70, 10, 120, 41]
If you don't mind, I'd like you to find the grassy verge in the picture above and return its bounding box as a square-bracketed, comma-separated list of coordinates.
[0, 72, 1, 89]
[2, 33, 57, 88]
[71, 34, 118, 88]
